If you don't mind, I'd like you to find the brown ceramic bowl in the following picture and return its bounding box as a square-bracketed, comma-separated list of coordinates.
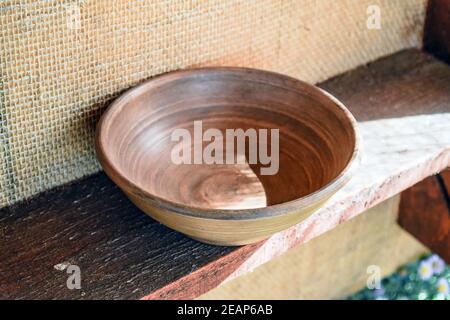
[96, 67, 360, 246]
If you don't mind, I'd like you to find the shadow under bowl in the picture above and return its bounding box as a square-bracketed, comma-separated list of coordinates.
[96, 67, 360, 246]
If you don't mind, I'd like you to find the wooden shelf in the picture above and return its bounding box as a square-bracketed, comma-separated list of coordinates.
[1, 49, 449, 299]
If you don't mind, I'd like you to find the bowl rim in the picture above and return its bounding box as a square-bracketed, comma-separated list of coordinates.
[95, 67, 361, 220]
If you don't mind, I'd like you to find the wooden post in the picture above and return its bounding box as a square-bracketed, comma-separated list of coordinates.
[399, 171, 450, 263]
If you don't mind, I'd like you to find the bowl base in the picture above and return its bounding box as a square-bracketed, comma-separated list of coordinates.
[189, 235, 269, 246]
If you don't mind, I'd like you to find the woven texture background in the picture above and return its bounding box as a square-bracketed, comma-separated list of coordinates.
[0, 0, 427, 207]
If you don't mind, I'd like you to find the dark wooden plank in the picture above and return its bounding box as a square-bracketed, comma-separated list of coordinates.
[399, 174, 450, 263]
[319, 49, 450, 121]
[0, 173, 241, 299]
[1, 49, 449, 299]
[424, 0, 450, 63]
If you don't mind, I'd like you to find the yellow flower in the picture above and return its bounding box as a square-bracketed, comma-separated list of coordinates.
[437, 278, 449, 296]
[418, 261, 433, 280]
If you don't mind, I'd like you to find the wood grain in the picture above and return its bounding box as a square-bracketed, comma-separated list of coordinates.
[0, 174, 237, 299]
[1, 49, 449, 299]
[399, 172, 450, 263]
[320, 49, 450, 120]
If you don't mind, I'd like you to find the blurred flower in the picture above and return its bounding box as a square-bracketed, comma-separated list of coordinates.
[418, 291, 428, 300]
[428, 255, 445, 275]
[348, 253, 450, 300]
[436, 278, 449, 296]
[418, 260, 433, 280]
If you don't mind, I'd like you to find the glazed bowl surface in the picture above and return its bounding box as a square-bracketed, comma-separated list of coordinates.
[96, 67, 360, 245]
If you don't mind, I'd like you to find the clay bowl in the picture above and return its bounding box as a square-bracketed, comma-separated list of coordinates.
[96, 67, 360, 246]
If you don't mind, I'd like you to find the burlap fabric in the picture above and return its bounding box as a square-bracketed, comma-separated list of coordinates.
[0, 0, 427, 207]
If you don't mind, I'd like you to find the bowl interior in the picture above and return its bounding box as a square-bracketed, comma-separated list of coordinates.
[100, 69, 356, 211]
